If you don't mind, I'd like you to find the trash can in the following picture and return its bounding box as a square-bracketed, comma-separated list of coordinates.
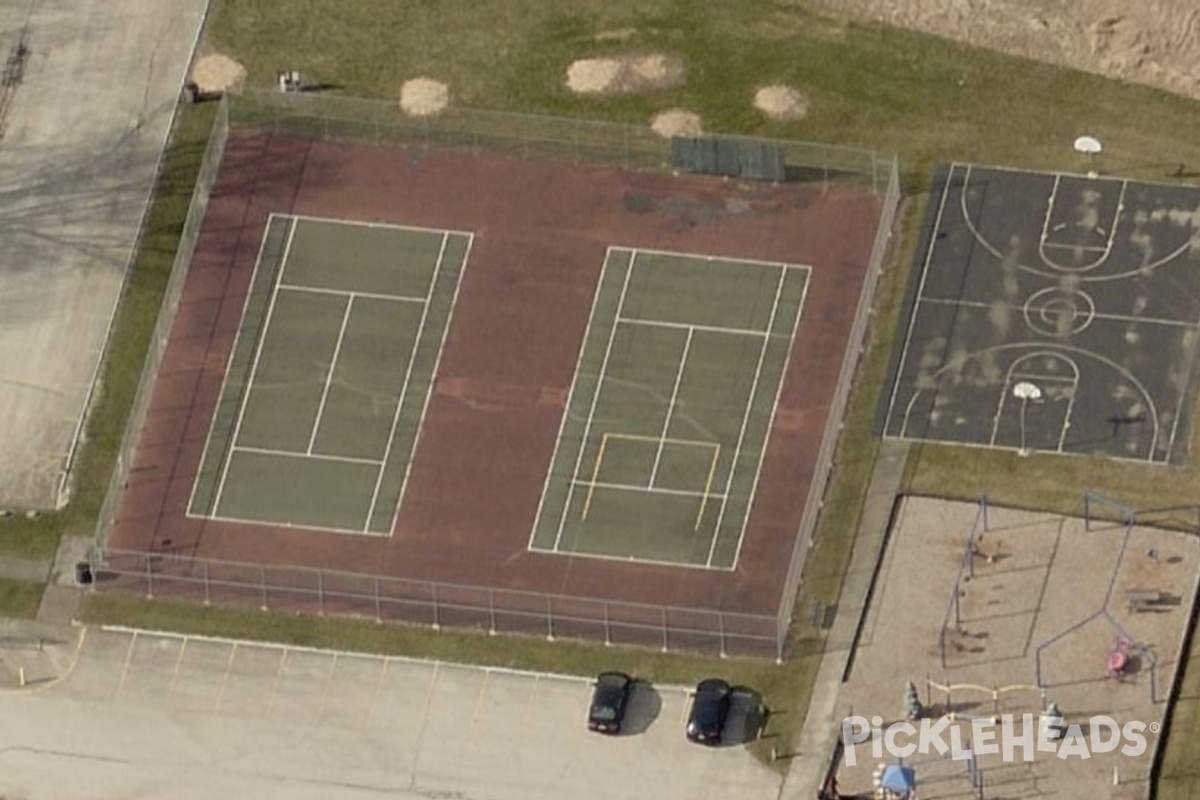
[74, 560, 93, 585]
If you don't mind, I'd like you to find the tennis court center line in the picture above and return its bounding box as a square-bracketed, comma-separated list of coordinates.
[706, 265, 787, 568]
[551, 250, 637, 552]
[210, 215, 300, 518]
[307, 294, 355, 455]
[727, 266, 810, 571]
[187, 212, 288, 519]
[649, 326, 694, 487]
[386, 233, 475, 535]
[525, 246, 628, 551]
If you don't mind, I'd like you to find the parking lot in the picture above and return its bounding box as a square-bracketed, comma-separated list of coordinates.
[0, 627, 782, 800]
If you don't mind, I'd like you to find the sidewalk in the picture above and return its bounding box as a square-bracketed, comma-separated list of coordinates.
[779, 437, 909, 800]
[0, 535, 89, 689]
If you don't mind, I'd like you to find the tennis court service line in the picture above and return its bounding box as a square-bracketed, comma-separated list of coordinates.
[615, 316, 772, 339]
[233, 444, 384, 467]
[276, 282, 427, 304]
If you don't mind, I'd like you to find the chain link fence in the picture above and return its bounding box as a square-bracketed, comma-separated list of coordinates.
[93, 91, 901, 660]
[229, 90, 893, 193]
[92, 99, 230, 556]
[776, 155, 901, 651]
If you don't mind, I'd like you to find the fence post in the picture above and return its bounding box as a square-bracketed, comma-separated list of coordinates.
[318, 570, 324, 616]
[431, 583, 440, 630]
[718, 612, 727, 659]
[546, 595, 554, 641]
[203, 560, 210, 606]
[259, 566, 268, 611]
[145, 554, 154, 599]
[603, 601, 611, 646]
[661, 607, 669, 652]
[374, 577, 382, 623]
[488, 589, 496, 635]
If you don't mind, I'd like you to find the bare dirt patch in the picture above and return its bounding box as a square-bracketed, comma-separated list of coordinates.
[812, 0, 1200, 101]
[399, 77, 450, 117]
[754, 84, 810, 121]
[650, 108, 702, 138]
[566, 54, 686, 95]
[189, 53, 247, 94]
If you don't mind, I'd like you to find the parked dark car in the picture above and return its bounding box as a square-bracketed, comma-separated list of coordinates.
[686, 677, 731, 745]
[588, 671, 633, 734]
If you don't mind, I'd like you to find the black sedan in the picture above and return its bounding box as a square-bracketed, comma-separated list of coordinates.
[588, 671, 633, 734]
[686, 678, 731, 745]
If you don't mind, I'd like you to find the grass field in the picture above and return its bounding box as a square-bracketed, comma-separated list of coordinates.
[7, 0, 1200, 790]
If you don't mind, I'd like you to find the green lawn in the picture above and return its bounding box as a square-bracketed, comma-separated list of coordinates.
[0, 579, 44, 619]
[8, 0, 1200, 791]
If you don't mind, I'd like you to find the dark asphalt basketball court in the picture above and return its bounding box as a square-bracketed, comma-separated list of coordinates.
[882, 163, 1200, 463]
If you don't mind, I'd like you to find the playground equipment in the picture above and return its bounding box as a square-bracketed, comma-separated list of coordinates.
[873, 762, 917, 800]
[925, 679, 1045, 723]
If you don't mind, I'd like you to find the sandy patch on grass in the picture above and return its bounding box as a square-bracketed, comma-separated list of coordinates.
[189, 53, 247, 94]
[812, 0, 1200, 101]
[399, 78, 450, 116]
[566, 54, 686, 94]
[651, 109, 702, 138]
[754, 84, 810, 121]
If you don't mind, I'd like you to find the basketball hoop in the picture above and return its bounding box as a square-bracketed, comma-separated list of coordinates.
[1074, 136, 1102, 178]
[1012, 382, 1042, 456]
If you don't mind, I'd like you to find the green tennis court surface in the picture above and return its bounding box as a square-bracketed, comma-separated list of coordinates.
[188, 214, 471, 534]
[530, 248, 809, 568]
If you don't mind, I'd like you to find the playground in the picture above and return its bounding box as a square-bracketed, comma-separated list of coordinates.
[836, 496, 1200, 799]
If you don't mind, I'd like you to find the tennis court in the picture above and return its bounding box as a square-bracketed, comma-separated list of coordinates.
[187, 214, 471, 534]
[529, 248, 809, 569]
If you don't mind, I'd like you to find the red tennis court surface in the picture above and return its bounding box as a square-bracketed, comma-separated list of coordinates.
[104, 128, 885, 654]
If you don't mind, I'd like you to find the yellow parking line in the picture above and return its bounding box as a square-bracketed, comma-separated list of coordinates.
[266, 649, 289, 718]
[214, 642, 238, 712]
[113, 630, 139, 699]
[167, 637, 188, 694]
[3, 625, 88, 696]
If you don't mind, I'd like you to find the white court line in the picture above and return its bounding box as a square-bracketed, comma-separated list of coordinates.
[184, 508, 392, 537]
[650, 326, 694, 487]
[988, 357, 1079, 447]
[278, 283, 426, 304]
[570, 478, 726, 501]
[616, 316, 772, 338]
[728, 268, 810, 570]
[363, 232, 451, 533]
[211, 217, 300, 518]
[287, 212, 471, 239]
[188, 213, 286, 517]
[1037, 176, 1126, 272]
[386, 233, 475, 535]
[307, 295, 354, 455]
[551, 252, 638, 552]
[619, 244, 807, 272]
[887, 163, 958, 439]
[707, 265, 787, 568]
[526, 247, 624, 551]
[915, 296, 1198, 329]
[233, 444, 383, 467]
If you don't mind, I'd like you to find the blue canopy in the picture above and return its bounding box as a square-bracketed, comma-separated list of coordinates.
[881, 763, 916, 793]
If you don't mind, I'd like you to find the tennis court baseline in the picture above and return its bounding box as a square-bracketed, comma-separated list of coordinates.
[188, 214, 471, 534]
[529, 247, 809, 569]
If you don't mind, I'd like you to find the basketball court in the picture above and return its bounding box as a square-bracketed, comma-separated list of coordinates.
[881, 163, 1200, 462]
